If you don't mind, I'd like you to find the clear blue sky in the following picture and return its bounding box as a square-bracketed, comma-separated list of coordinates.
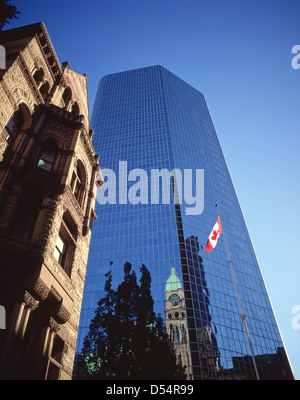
[8, 0, 300, 379]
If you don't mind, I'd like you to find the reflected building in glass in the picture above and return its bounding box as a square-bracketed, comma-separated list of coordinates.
[75, 65, 294, 380]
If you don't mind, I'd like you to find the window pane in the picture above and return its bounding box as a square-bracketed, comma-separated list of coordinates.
[13, 222, 33, 241]
[12, 202, 37, 241]
[56, 234, 67, 253]
[2, 127, 10, 140]
[41, 151, 55, 163]
[53, 247, 61, 263]
[6, 118, 16, 134]
[74, 182, 80, 198]
[38, 159, 53, 171]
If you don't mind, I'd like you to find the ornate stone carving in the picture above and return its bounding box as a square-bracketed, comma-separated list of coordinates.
[57, 304, 71, 325]
[12, 85, 36, 111]
[33, 278, 49, 300]
[64, 185, 84, 220]
[49, 316, 60, 333]
[24, 291, 39, 311]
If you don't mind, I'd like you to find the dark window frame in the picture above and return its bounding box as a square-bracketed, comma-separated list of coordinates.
[37, 138, 58, 172]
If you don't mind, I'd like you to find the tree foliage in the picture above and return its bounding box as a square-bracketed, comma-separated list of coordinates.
[0, 0, 20, 31]
[80, 262, 187, 380]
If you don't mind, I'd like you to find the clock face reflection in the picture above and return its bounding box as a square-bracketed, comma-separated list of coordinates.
[169, 294, 180, 306]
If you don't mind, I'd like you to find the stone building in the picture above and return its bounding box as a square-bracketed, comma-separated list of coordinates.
[0, 22, 103, 380]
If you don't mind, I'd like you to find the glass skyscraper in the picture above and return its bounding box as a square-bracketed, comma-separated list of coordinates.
[75, 65, 294, 380]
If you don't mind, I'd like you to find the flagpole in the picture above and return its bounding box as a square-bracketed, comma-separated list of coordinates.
[215, 204, 260, 381]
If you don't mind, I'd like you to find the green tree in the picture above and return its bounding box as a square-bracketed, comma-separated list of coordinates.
[0, 0, 20, 31]
[80, 262, 187, 380]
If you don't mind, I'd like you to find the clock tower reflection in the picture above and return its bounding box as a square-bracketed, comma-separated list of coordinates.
[164, 267, 192, 379]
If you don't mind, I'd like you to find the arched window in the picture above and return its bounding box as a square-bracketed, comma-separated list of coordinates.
[39, 81, 50, 100]
[33, 68, 44, 87]
[71, 161, 86, 206]
[175, 327, 180, 344]
[38, 137, 58, 171]
[1, 108, 24, 142]
[181, 325, 187, 343]
[62, 87, 72, 110]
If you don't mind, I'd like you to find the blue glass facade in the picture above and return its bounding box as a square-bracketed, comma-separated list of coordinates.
[76, 65, 294, 380]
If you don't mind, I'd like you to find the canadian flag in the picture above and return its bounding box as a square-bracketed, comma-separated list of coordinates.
[206, 216, 222, 253]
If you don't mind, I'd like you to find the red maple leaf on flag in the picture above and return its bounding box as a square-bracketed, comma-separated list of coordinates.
[206, 217, 222, 253]
[211, 230, 218, 241]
